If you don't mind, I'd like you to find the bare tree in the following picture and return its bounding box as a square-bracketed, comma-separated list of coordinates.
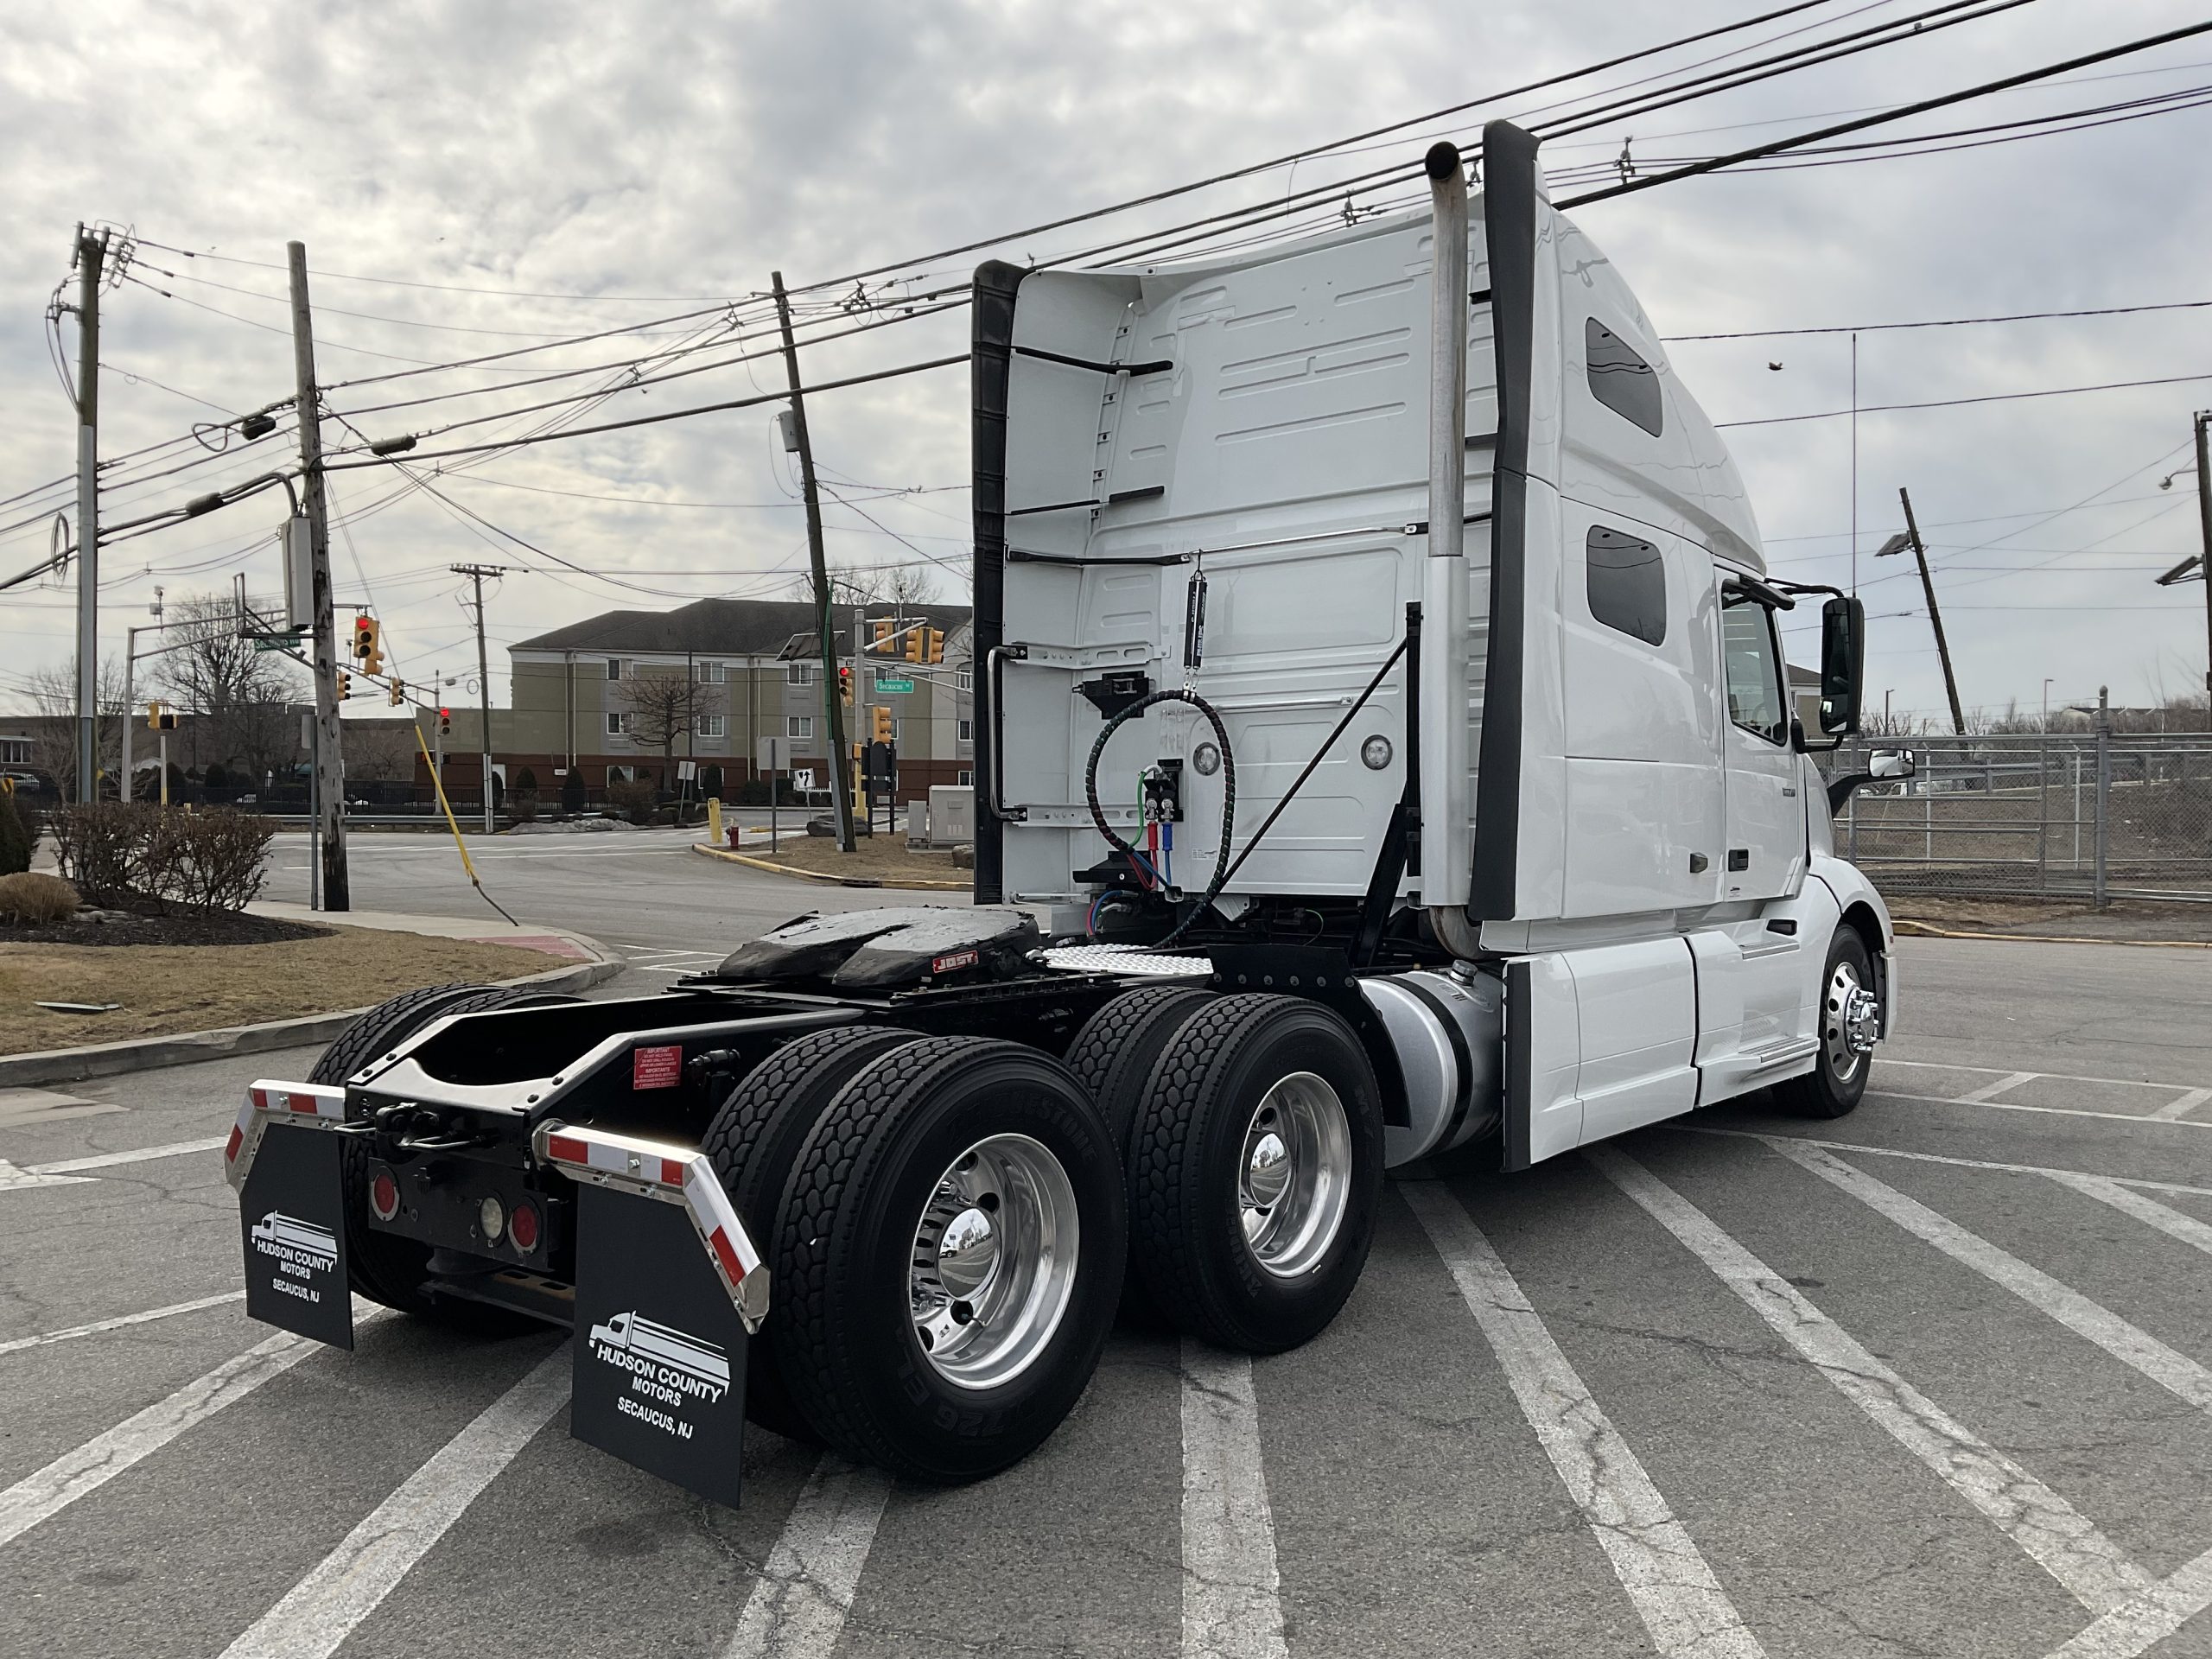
[344, 721, 418, 784]
[613, 665, 723, 784]
[785, 559, 940, 610]
[22, 657, 130, 798]
[149, 593, 304, 784]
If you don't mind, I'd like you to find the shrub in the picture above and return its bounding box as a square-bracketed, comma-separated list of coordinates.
[0, 871, 79, 925]
[203, 761, 229, 789]
[560, 769, 587, 814]
[701, 764, 724, 800]
[0, 789, 29, 876]
[515, 766, 539, 793]
[46, 804, 273, 911]
[607, 778, 658, 824]
[509, 789, 540, 823]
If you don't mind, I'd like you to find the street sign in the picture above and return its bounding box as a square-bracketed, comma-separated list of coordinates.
[873, 676, 915, 695]
[253, 637, 294, 653]
[677, 760, 696, 781]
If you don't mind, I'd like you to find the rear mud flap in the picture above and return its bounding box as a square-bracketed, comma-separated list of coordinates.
[571, 1182, 749, 1510]
[238, 1124, 356, 1350]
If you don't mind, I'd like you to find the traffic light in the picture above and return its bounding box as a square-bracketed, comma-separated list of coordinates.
[870, 705, 893, 744]
[838, 664, 853, 706]
[871, 617, 893, 655]
[353, 615, 384, 677]
[336, 671, 351, 700]
[389, 677, 405, 708]
[925, 627, 944, 664]
[145, 702, 175, 731]
[905, 626, 923, 663]
[438, 706, 452, 737]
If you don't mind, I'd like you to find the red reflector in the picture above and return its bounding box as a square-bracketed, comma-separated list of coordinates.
[225, 1125, 244, 1164]
[546, 1134, 588, 1166]
[369, 1167, 400, 1222]
[286, 1095, 317, 1115]
[708, 1225, 745, 1285]
[659, 1157, 687, 1187]
[509, 1201, 540, 1252]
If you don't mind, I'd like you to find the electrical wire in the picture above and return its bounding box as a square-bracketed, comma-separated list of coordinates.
[1716, 369, 2212, 428]
[1669, 297, 2212, 340]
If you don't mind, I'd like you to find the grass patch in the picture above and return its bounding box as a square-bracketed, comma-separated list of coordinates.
[0, 927, 566, 1055]
[731, 835, 968, 887]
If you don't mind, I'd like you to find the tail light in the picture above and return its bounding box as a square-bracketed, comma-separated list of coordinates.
[509, 1200, 540, 1254]
[368, 1166, 400, 1222]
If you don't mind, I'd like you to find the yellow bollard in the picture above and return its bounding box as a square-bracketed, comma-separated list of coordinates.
[707, 797, 723, 848]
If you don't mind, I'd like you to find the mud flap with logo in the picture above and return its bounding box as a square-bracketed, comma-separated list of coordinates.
[571, 1182, 749, 1510]
[238, 1123, 355, 1350]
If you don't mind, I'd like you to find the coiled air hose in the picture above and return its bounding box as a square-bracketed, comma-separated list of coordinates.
[1084, 690, 1236, 949]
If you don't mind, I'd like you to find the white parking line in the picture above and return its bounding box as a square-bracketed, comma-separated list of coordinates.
[1587, 1146, 2150, 1614]
[721, 1453, 894, 1659]
[32, 1136, 230, 1175]
[1179, 1340, 1288, 1659]
[219, 1344, 570, 1659]
[2044, 1173, 2212, 1259]
[1878, 1058, 2208, 1094]
[1869, 1090, 2212, 1132]
[0, 1292, 245, 1358]
[0, 1308, 383, 1549]
[2043, 1543, 2212, 1658]
[2149, 1088, 2212, 1123]
[1678, 1127, 2212, 1201]
[1762, 1140, 2212, 1417]
[1957, 1071, 2041, 1104]
[1402, 1181, 1766, 1658]
[0, 1159, 95, 1192]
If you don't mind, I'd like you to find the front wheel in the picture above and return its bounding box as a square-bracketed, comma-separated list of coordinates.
[1777, 929, 1879, 1119]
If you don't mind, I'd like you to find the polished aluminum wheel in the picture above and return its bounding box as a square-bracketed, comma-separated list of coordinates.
[1821, 957, 1880, 1083]
[1238, 1071, 1352, 1279]
[909, 1133, 1080, 1390]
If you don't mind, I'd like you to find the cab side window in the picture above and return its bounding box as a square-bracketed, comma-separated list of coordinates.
[1586, 318, 1662, 437]
[1586, 525, 1665, 645]
[1721, 590, 1788, 747]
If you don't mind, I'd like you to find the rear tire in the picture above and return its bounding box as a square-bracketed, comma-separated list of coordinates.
[771, 1036, 1125, 1483]
[701, 1025, 924, 1440]
[309, 982, 579, 1327]
[1128, 995, 1382, 1353]
[1777, 929, 1878, 1120]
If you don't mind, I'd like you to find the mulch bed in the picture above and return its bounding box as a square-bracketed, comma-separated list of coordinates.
[0, 902, 330, 949]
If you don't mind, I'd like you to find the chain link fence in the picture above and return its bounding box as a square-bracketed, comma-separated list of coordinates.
[1821, 732, 2212, 905]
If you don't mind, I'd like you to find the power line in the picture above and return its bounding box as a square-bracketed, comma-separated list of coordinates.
[1670, 297, 2212, 340]
[1717, 370, 2212, 429]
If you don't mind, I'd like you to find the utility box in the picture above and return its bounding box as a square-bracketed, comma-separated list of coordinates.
[927, 785, 973, 848]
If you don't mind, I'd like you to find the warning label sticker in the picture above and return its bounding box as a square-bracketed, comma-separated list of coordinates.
[632, 1045, 684, 1090]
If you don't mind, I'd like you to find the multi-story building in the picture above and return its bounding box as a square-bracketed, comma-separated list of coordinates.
[476, 596, 973, 804]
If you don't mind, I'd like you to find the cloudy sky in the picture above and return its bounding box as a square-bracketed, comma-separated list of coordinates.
[3, 0, 2209, 729]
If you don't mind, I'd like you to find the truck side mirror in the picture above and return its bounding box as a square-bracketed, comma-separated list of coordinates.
[1819, 595, 1866, 736]
[1869, 748, 1915, 779]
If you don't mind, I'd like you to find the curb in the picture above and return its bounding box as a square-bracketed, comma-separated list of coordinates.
[689, 842, 969, 892]
[0, 938, 623, 1090]
[1892, 918, 2212, 950]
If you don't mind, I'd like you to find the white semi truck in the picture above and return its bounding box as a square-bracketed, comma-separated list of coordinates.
[225, 121, 1909, 1504]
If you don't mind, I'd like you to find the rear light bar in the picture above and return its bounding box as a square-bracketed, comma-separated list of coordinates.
[532, 1122, 768, 1332]
[224, 1080, 350, 1192]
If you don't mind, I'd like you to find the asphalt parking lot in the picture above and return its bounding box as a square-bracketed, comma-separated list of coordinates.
[3, 920, 2209, 1658]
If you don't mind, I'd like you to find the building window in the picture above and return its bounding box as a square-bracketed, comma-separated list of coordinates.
[606, 657, 626, 681]
[1721, 590, 1788, 747]
[957, 769, 974, 787]
[1586, 318, 1663, 437]
[787, 715, 813, 741]
[787, 663, 818, 687]
[606, 711, 634, 737]
[957, 718, 973, 743]
[698, 661, 727, 684]
[1586, 525, 1666, 646]
[955, 667, 973, 692]
[696, 715, 726, 739]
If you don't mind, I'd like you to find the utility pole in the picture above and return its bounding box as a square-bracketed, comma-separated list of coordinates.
[72, 227, 107, 803]
[772, 270, 855, 853]
[1897, 487, 1966, 736]
[289, 242, 349, 910]
[2194, 411, 2212, 704]
[451, 564, 510, 833]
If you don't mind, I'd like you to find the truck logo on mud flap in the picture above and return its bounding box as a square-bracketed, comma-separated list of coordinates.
[588, 1310, 731, 1438]
[251, 1211, 340, 1284]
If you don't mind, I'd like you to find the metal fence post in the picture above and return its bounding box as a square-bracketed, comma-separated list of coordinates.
[2094, 690, 2111, 909]
[2037, 735, 2049, 895]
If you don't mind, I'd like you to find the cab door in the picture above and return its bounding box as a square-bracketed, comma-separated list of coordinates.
[1719, 585, 1806, 904]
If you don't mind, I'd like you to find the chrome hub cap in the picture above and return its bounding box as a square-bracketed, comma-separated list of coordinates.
[909, 1133, 1079, 1390]
[1238, 1072, 1352, 1280]
[1822, 961, 1879, 1081]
